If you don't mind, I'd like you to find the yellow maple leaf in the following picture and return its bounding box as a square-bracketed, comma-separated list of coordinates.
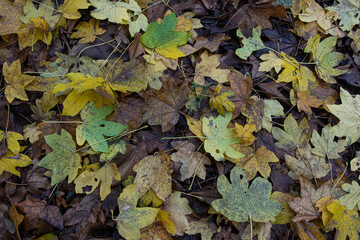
[0, 130, 24, 155]
[233, 123, 257, 146]
[298, 0, 335, 31]
[58, 0, 91, 19]
[52, 72, 116, 116]
[194, 51, 230, 85]
[209, 84, 235, 116]
[74, 163, 121, 200]
[2, 60, 36, 103]
[259, 51, 285, 73]
[70, 18, 106, 44]
[0, 151, 32, 177]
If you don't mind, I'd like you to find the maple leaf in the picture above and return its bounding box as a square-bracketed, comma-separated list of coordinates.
[0, 0, 25, 35]
[163, 192, 193, 235]
[211, 166, 283, 222]
[285, 144, 331, 180]
[235, 26, 265, 60]
[349, 29, 360, 52]
[29, 99, 56, 121]
[156, 209, 176, 234]
[115, 184, 159, 240]
[74, 163, 121, 200]
[0, 151, 32, 177]
[76, 102, 126, 152]
[58, 0, 91, 19]
[326, 0, 360, 31]
[293, 90, 323, 115]
[270, 191, 296, 224]
[304, 34, 348, 83]
[129, 13, 148, 37]
[209, 84, 235, 116]
[37, 129, 82, 185]
[202, 112, 244, 161]
[194, 51, 230, 85]
[262, 99, 284, 132]
[238, 146, 279, 180]
[141, 78, 189, 132]
[140, 13, 190, 59]
[70, 19, 106, 44]
[100, 138, 126, 162]
[185, 219, 217, 240]
[327, 88, 360, 144]
[324, 201, 360, 240]
[240, 98, 264, 132]
[23, 123, 41, 143]
[272, 114, 311, 150]
[298, 0, 334, 31]
[311, 124, 346, 159]
[258, 51, 285, 73]
[340, 181, 360, 210]
[0, 130, 23, 154]
[89, 0, 131, 23]
[2, 60, 36, 103]
[52, 72, 116, 116]
[20, 0, 61, 29]
[133, 151, 173, 201]
[170, 141, 211, 181]
[233, 123, 257, 146]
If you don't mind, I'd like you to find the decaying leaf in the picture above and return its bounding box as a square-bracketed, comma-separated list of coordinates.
[37, 129, 82, 185]
[70, 18, 106, 44]
[211, 166, 282, 222]
[209, 84, 235, 116]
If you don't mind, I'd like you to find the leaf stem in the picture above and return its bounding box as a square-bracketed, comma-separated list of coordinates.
[161, 136, 207, 141]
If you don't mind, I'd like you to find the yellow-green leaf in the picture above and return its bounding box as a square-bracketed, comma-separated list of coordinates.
[235, 26, 265, 60]
[58, 0, 91, 19]
[0, 151, 32, 177]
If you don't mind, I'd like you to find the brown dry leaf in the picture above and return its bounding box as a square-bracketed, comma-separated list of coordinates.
[0, 0, 25, 35]
[170, 141, 211, 181]
[141, 78, 189, 132]
[163, 192, 193, 235]
[9, 199, 24, 239]
[140, 222, 173, 240]
[3, 60, 36, 103]
[16, 197, 63, 231]
[194, 51, 230, 86]
[110, 97, 146, 130]
[23, 123, 42, 143]
[133, 151, 173, 201]
[240, 98, 264, 132]
[238, 146, 279, 180]
[293, 90, 323, 115]
[288, 176, 332, 222]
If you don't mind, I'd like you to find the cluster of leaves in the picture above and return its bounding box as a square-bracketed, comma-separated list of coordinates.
[0, 0, 360, 239]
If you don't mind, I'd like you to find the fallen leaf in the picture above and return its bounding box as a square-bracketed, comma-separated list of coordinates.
[262, 99, 284, 132]
[115, 184, 159, 240]
[240, 97, 264, 132]
[70, 19, 106, 44]
[23, 123, 41, 143]
[295, 221, 326, 240]
[133, 151, 173, 201]
[202, 112, 244, 161]
[194, 51, 230, 85]
[141, 78, 189, 132]
[239, 146, 279, 180]
[211, 166, 283, 222]
[209, 84, 235, 116]
[2, 60, 36, 103]
[326, 0, 360, 31]
[242, 222, 272, 240]
[349, 29, 360, 52]
[58, 0, 91, 19]
[170, 141, 211, 181]
[76, 101, 126, 152]
[324, 200, 360, 240]
[304, 34, 348, 83]
[295, 90, 323, 115]
[270, 191, 296, 224]
[185, 219, 218, 240]
[0, 151, 32, 177]
[0, 0, 25, 35]
[74, 163, 121, 200]
[235, 26, 265, 60]
[140, 13, 190, 59]
[37, 129, 82, 185]
[259, 51, 285, 73]
[163, 192, 193, 235]
[30, 99, 56, 121]
[298, 0, 334, 31]
[340, 181, 360, 210]
[272, 114, 311, 150]
[0, 130, 23, 154]
[311, 124, 346, 159]
[233, 123, 257, 146]
[327, 88, 360, 144]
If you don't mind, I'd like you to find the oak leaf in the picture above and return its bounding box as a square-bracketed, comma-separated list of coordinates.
[235, 26, 265, 60]
[170, 141, 211, 181]
[133, 151, 173, 201]
[115, 184, 159, 240]
[37, 129, 82, 185]
[70, 19, 106, 44]
[2, 60, 36, 103]
[324, 201, 360, 240]
[202, 112, 244, 161]
[140, 13, 190, 59]
[141, 78, 189, 132]
[211, 166, 282, 222]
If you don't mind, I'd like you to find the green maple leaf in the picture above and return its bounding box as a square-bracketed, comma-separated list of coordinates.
[235, 26, 265, 60]
[327, 88, 360, 144]
[326, 0, 360, 31]
[140, 13, 190, 59]
[340, 181, 360, 210]
[38, 129, 82, 185]
[310, 124, 346, 159]
[304, 34, 348, 83]
[272, 114, 311, 150]
[211, 166, 283, 222]
[115, 184, 159, 240]
[202, 112, 244, 161]
[76, 102, 127, 152]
